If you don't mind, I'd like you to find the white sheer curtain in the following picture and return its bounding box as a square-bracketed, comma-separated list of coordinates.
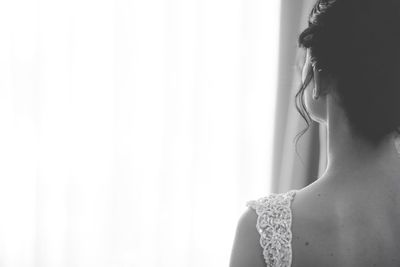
[0, 0, 280, 266]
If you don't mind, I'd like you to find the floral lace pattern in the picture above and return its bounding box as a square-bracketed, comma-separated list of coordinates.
[246, 190, 297, 267]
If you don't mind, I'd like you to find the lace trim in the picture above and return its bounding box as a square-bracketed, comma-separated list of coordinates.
[246, 190, 297, 267]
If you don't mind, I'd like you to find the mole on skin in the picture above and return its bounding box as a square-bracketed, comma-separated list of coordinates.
[305, 241, 309, 246]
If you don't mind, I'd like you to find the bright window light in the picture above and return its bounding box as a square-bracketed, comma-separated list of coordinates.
[0, 0, 280, 266]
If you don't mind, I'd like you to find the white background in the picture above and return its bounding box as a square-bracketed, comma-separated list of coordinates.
[0, 0, 280, 266]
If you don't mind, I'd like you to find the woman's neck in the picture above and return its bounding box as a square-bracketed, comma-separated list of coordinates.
[320, 101, 400, 192]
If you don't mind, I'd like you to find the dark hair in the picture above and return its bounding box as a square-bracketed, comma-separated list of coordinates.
[294, 0, 400, 152]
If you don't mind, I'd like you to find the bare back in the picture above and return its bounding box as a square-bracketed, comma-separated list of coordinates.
[291, 179, 400, 267]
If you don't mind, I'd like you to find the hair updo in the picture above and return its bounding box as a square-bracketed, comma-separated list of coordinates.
[295, 0, 400, 150]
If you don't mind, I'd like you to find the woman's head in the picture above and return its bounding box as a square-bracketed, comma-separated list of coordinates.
[295, 0, 400, 150]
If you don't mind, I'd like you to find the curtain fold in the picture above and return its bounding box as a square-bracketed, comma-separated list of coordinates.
[271, 0, 327, 193]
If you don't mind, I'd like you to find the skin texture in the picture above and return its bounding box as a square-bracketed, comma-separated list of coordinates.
[230, 49, 400, 266]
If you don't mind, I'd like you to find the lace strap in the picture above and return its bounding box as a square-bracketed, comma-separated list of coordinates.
[246, 190, 297, 267]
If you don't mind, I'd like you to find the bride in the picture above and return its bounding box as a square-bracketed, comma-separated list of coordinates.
[230, 0, 400, 266]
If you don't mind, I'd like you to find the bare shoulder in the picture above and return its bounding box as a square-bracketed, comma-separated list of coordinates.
[291, 181, 400, 267]
[229, 207, 265, 267]
[290, 184, 346, 267]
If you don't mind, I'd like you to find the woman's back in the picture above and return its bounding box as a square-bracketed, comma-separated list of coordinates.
[291, 177, 400, 267]
[230, 175, 400, 267]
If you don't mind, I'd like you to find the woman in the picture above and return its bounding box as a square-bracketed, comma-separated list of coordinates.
[230, 0, 400, 266]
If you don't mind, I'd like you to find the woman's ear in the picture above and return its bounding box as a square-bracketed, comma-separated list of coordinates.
[313, 66, 334, 100]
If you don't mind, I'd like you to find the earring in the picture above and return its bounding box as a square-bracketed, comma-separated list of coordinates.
[395, 137, 400, 157]
[312, 88, 319, 100]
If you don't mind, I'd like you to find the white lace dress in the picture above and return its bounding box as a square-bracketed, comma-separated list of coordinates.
[246, 190, 297, 267]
